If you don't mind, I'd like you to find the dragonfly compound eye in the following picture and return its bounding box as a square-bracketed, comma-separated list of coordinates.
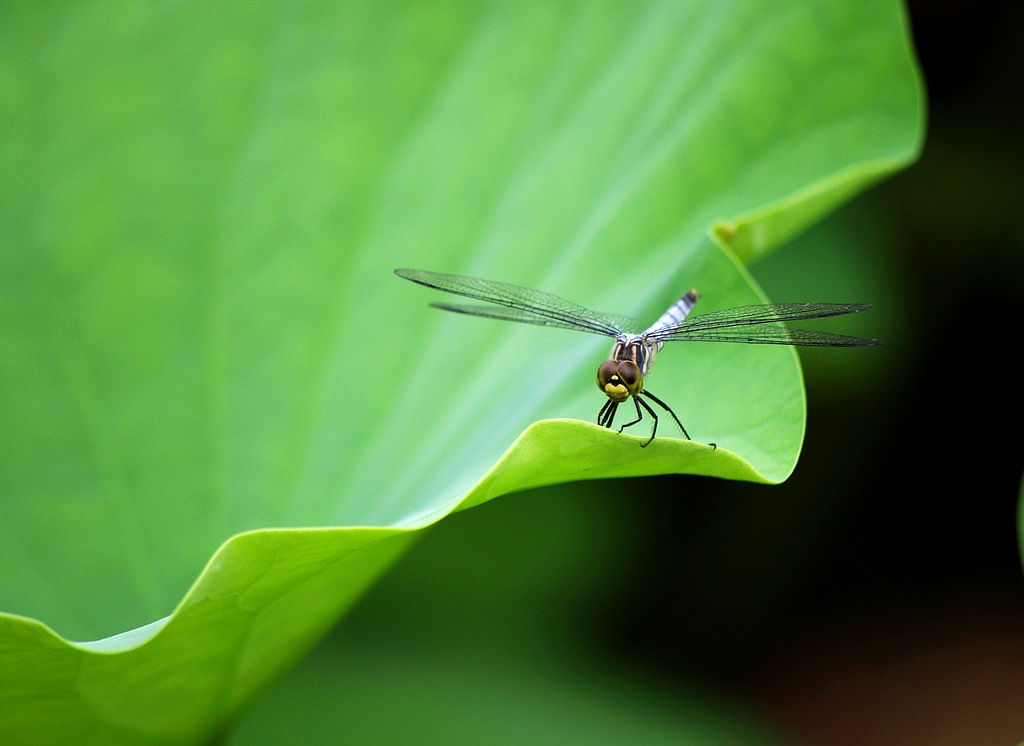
[596, 360, 629, 402]
[616, 361, 642, 391]
[597, 360, 642, 402]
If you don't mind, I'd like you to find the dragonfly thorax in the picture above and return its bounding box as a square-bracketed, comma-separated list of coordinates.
[596, 335, 659, 402]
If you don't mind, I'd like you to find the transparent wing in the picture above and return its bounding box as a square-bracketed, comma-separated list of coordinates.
[645, 302, 881, 347]
[395, 269, 642, 336]
[428, 303, 644, 334]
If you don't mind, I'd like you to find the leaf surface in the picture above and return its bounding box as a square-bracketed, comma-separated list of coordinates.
[0, 1, 922, 742]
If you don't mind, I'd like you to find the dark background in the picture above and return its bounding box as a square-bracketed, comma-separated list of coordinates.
[232, 2, 1024, 743]
[626, 2, 1024, 740]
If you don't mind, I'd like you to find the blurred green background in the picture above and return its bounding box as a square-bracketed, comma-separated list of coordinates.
[227, 2, 1024, 744]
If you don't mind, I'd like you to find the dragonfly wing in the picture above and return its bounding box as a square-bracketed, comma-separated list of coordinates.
[646, 303, 881, 346]
[430, 303, 643, 334]
[652, 326, 881, 346]
[396, 268, 639, 336]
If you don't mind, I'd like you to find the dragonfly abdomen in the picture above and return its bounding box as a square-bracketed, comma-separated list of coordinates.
[646, 289, 699, 335]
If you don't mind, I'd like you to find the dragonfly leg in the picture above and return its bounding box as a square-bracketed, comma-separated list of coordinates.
[597, 399, 618, 428]
[641, 389, 690, 440]
[617, 396, 645, 434]
[633, 395, 660, 447]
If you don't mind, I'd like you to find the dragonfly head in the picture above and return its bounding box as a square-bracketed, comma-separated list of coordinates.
[597, 360, 643, 402]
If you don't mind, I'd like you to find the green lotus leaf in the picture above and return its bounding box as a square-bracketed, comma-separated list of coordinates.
[0, 0, 922, 742]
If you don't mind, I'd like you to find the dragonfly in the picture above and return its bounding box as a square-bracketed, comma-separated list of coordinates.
[395, 268, 881, 447]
